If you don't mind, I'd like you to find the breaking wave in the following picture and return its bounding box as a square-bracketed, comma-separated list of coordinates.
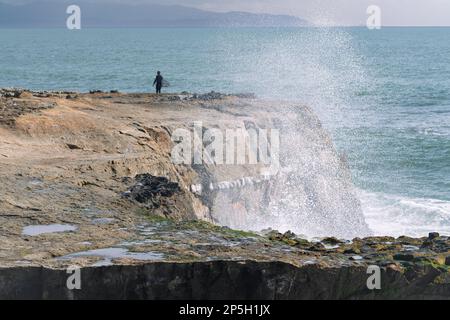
[360, 190, 450, 237]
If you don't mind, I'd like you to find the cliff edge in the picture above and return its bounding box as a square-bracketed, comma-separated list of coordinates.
[0, 88, 448, 299]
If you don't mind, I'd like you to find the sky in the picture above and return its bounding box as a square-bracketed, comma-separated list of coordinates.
[1, 0, 450, 26]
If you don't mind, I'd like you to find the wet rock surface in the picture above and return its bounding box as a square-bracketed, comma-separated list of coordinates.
[0, 90, 448, 299]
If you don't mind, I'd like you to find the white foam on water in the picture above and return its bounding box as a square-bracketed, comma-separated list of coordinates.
[359, 189, 450, 238]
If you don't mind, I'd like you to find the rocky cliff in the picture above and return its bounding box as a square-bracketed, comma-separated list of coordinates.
[0, 88, 448, 300]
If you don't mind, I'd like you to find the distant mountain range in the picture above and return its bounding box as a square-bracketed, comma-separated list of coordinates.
[0, 1, 309, 27]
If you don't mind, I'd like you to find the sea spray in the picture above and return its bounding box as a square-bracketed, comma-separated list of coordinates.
[204, 27, 373, 238]
[197, 103, 371, 239]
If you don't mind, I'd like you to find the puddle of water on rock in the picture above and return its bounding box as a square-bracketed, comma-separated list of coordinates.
[91, 218, 117, 225]
[121, 239, 163, 246]
[79, 241, 92, 246]
[196, 237, 241, 248]
[59, 247, 164, 266]
[81, 208, 112, 218]
[176, 230, 200, 236]
[22, 224, 77, 236]
[323, 244, 340, 250]
[136, 225, 159, 236]
[29, 179, 43, 186]
[403, 245, 420, 251]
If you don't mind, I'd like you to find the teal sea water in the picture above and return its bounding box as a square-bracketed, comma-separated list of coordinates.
[1, 27, 449, 237]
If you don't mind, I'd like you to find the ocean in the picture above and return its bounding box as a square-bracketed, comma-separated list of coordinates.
[1, 27, 449, 237]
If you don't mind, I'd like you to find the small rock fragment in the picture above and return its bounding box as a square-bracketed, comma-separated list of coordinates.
[66, 143, 82, 150]
[393, 253, 415, 262]
[321, 237, 343, 245]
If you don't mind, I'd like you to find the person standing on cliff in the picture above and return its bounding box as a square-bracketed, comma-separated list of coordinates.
[153, 71, 163, 94]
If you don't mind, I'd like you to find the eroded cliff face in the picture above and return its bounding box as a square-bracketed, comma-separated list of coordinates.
[1, 89, 447, 300]
[1, 260, 449, 300]
[1, 221, 449, 300]
[0, 88, 368, 245]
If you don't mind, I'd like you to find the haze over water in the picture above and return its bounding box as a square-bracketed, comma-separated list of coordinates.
[1, 27, 449, 237]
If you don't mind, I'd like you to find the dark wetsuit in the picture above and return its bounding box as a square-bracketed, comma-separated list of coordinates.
[153, 75, 163, 94]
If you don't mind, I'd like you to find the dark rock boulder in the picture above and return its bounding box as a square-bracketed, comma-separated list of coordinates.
[123, 174, 181, 210]
[429, 232, 440, 240]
